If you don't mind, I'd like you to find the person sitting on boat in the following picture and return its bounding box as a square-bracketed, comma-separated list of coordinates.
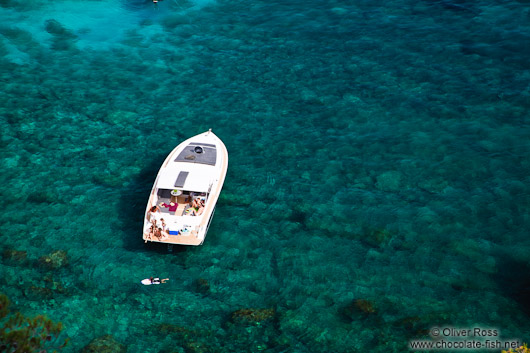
[144, 222, 156, 243]
[154, 226, 163, 240]
[160, 201, 178, 213]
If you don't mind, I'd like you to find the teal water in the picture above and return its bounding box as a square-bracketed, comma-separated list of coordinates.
[1, 0, 529, 351]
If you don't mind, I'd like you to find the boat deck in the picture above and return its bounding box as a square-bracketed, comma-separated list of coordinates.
[143, 195, 203, 246]
[145, 230, 200, 245]
[157, 195, 198, 217]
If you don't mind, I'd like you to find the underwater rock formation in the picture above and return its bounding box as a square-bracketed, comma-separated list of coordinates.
[502, 344, 530, 353]
[376, 171, 402, 192]
[23, 275, 70, 300]
[393, 316, 430, 336]
[231, 308, 276, 325]
[183, 340, 213, 353]
[26, 285, 54, 299]
[155, 324, 215, 353]
[353, 299, 377, 314]
[44, 19, 76, 38]
[44, 19, 78, 51]
[44, 275, 69, 295]
[364, 228, 392, 247]
[0, 293, 68, 352]
[342, 299, 377, 321]
[81, 334, 126, 353]
[157, 323, 195, 338]
[195, 278, 210, 293]
[38, 250, 68, 269]
[2, 248, 27, 264]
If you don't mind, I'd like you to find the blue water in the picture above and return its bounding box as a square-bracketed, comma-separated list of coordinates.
[1, 0, 529, 351]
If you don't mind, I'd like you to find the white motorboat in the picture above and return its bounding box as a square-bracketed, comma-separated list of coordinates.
[143, 129, 228, 246]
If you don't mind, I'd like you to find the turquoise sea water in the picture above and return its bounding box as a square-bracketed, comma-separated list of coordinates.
[1, 0, 529, 351]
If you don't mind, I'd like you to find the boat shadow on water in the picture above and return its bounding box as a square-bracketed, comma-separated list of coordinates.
[493, 255, 530, 318]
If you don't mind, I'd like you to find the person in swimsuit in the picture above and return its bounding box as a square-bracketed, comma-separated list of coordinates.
[142, 277, 169, 285]
[154, 227, 162, 240]
[160, 219, 169, 239]
[149, 277, 169, 284]
[144, 223, 156, 243]
[191, 198, 204, 209]
[189, 198, 205, 216]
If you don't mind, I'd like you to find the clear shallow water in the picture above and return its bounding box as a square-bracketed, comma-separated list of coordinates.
[1, 0, 529, 351]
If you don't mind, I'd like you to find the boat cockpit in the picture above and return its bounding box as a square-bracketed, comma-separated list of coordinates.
[155, 188, 208, 217]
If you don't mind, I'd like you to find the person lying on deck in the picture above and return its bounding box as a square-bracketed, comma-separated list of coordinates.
[150, 277, 169, 284]
[189, 198, 205, 216]
[142, 277, 169, 285]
